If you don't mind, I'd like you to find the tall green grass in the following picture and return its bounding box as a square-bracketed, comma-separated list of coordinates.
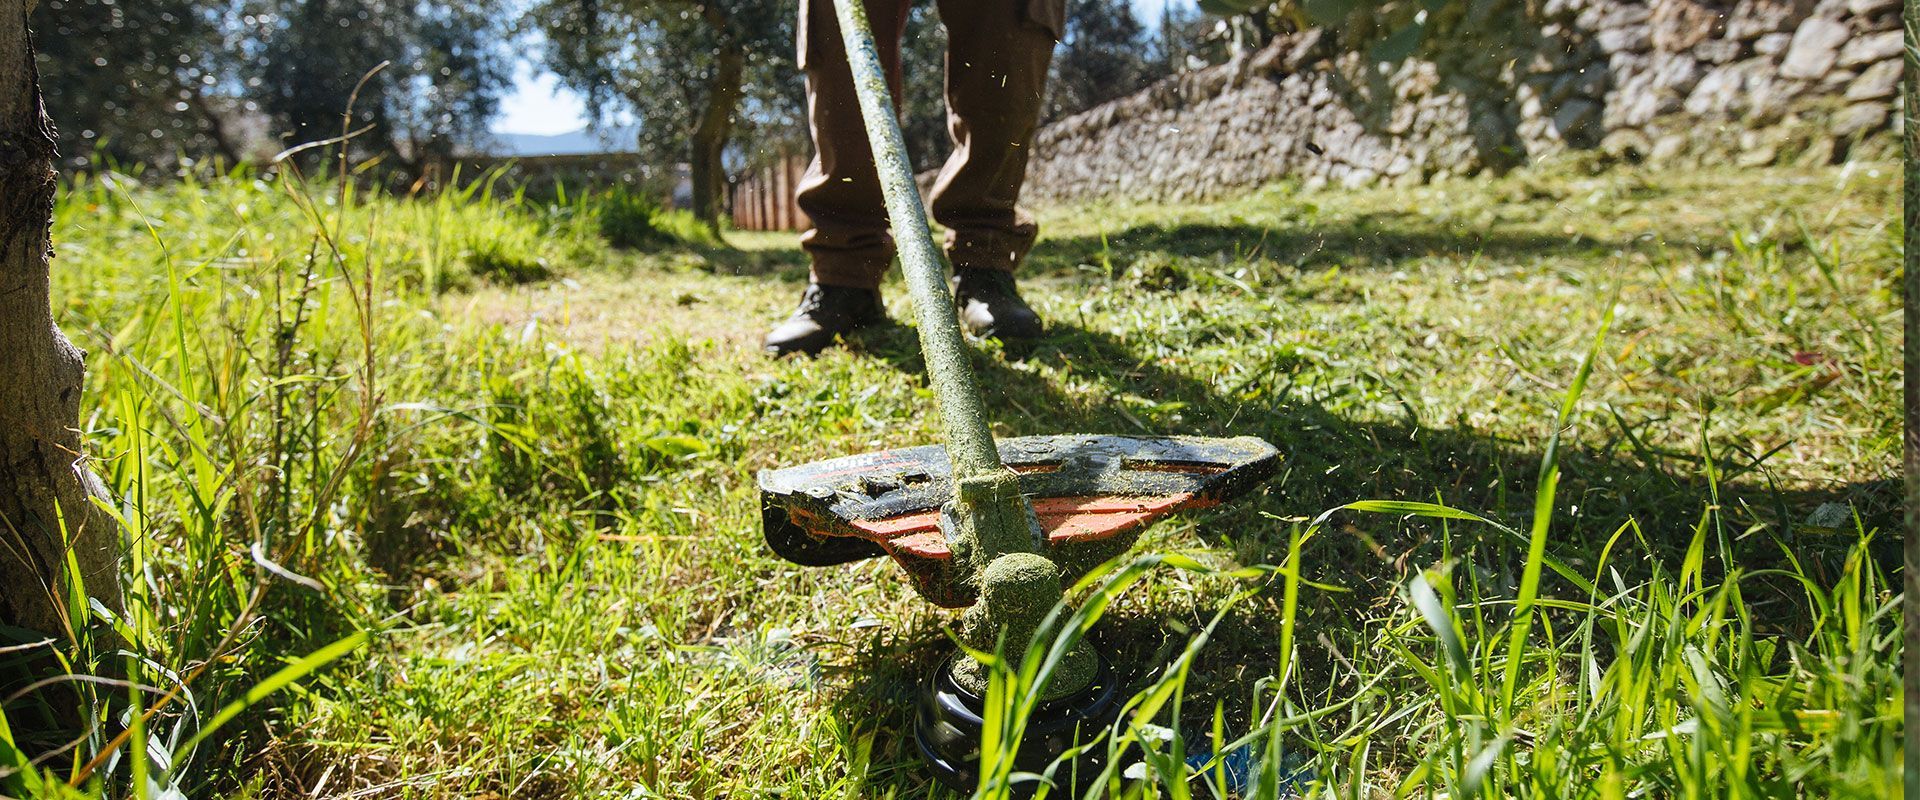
[3, 162, 728, 797]
[0, 160, 1900, 798]
[974, 317, 1899, 797]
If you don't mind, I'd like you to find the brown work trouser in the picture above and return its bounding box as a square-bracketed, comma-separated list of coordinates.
[796, 0, 1064, 289]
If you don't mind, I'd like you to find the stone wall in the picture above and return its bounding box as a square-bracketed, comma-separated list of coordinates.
[1026, 0, 1903, 203]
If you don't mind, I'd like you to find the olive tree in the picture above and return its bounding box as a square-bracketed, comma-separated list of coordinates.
[531, 0, 800, 230]
[0, 0, 121, 636]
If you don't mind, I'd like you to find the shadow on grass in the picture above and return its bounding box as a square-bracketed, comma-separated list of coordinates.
[1022, 213, 1641, 278]
[817, 314, 1896, 794]
[693, 204, 1670, 296]
[855, 318, 1893, 551]
[699, 241, 811, 277]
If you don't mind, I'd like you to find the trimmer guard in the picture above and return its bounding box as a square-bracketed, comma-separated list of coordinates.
[760, 435, 1279, 607]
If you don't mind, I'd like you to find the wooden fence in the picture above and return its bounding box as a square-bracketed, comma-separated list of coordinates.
[730, 155, 810, 232]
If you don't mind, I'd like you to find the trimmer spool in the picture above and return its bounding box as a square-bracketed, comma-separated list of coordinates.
[915, 652, 1121, 795]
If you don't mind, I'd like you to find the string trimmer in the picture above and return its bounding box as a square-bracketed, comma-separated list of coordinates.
[758, 0, 1280, 789]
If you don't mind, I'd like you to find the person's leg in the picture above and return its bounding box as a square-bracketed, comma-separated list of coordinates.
[769, 0, 912, 356]
[793, 0, 912, 289]
[930, 0, 1060, 340]
[929, 0, 1060, 275]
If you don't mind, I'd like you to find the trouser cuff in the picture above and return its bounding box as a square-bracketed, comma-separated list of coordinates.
[808, 252, 895, 290]
[944, 225, 1037, 273]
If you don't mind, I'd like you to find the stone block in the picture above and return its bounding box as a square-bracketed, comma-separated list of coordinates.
[1548, 71, 1579, 103]
[1832, 101, 1889, 135]
[1846, 59, 1902, 99]
[1601, 4, 1656, 28]
[1743, 70, 1798, 122]
[1577, 63, 1613, 96]
[1821, 67, 1859, 88]
[1601, 127, 1655, 158]
[1308, 79, 1334, 108]
[1837, 30, 1901, 68]
[1727, 0, 1814, 40]
[1694, 39, 1745, 63]
[1650, 131, 1692, 160]
[1648, 52, 1703, 93]
[1779, 17, 1849, 79]
[1611, 49, 1652, 78]
[1845, 0, 1899, 14]
[1542, 0, 1583, 19]
[1685, 64, 1746, 114]
[1612, 90, 1664, 126]
[1552, 98, 1602, 140]
[1518, 84, 1545, 118]
[1599, 26, 1655, 53]
[1753, 32, 1793, 55]
[1736, 128, 1783, 165]
[1652, 0, 1727, 51]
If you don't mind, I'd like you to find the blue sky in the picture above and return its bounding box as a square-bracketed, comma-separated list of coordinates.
[493, 0, 1185, 135]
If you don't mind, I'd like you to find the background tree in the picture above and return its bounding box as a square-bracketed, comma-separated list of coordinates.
[1, 0, 123, 637]
[31, 0, 240, 168]
[1199, 0, 1450, 63]
[248, 0, 514, 174]
[1045, 0, 1165, 121]
[32, 0, 516, 175]
[532, 0, 799, 230]
[897, 4, 948, 173]
[1157, 1, 1235, 71]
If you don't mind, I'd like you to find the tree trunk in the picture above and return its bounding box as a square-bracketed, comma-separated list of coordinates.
[186, 83, 244, 166]
[0, 0, 122, 637]
[689, 43, 745, 232]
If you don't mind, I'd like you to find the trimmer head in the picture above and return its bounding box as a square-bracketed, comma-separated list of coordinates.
[760, 435, 1279, 607]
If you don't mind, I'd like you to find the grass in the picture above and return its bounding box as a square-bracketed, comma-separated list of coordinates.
[0, 157, 1901, 798]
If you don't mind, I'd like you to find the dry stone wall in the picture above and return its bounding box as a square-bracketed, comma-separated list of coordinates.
[1026, 0, 1903, 203]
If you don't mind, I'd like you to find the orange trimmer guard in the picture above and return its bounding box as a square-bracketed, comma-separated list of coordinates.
[759, 435, 1280, 607]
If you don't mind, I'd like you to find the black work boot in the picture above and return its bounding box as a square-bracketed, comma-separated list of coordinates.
[951, 268, 1044, 341]
[764, 283, 888, 357]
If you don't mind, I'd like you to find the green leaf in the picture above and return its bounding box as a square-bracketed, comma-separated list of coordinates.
[642, 433, 709, 458]
[1335, 500, 1497, 524]
[1501, 298, 1616, 716]
[1459, 733, 1511, 797]
[1302, 0, 1360, 25]
[1409, 570, 1470, 677]
[176, 630, 371, 758]
[1748, 708, 1844, 734]
[1198, 0, 1272, 15]
[1369, 20, 1426, 63]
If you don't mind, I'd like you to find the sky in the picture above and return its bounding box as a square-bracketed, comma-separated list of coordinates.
[495, 63, 590, 137]
[493, 0, 1185, 136]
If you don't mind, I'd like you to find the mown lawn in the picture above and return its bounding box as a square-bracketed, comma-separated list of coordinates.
[16, 159, 1902, 797]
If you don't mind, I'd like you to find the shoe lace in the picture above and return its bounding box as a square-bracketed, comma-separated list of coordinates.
[794, 283, 830, 315]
